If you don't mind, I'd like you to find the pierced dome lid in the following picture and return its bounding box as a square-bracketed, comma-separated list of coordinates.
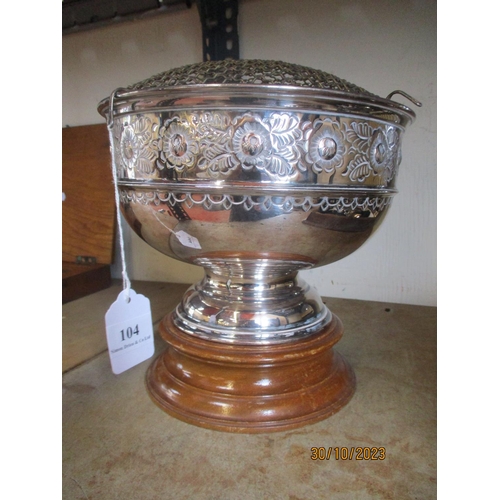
[125, 59, 373, 95]
[98, 59, 419, 127]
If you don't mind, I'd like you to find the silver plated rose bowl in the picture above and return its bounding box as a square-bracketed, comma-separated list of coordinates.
[98, 60, 418, 431]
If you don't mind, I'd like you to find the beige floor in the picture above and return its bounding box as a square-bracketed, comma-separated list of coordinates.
[62, 281, 436, 500]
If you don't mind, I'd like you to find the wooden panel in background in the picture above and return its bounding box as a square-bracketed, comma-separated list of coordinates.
[62, 123, 115, 264]
[62, 123, 116, 302]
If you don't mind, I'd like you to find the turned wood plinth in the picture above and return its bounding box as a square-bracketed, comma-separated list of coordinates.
[146, 312, 356, 433]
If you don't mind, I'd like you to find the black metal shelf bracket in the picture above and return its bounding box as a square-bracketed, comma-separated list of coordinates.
[196, 0, 240, 61]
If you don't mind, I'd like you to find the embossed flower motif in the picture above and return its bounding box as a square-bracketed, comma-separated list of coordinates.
[384, 126, 401, 184]
[307, 119, 346, 174]
[120, 126, 140, 170]
[369, 129, 390, 175]
[232, 121, 272, 167]
[119, 116, 159, 174]
[160, 121, 199, 170]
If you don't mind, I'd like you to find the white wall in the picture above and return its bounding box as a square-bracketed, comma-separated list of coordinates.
[62, 0, 436, 306]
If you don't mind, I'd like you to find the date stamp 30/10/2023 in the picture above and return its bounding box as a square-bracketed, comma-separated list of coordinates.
[311, 447, 386, 461]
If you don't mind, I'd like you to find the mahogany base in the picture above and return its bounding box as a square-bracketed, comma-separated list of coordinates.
[146, 312, 356, 433]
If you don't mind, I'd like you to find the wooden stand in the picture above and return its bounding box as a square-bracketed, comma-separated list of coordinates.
[146, 312, 356, 433]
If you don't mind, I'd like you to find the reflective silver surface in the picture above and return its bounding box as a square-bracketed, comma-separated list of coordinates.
[99, 60, 417, 344]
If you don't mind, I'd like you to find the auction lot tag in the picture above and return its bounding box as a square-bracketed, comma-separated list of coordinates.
[105, 289, 155, 375]
[175, 230, 202, 249]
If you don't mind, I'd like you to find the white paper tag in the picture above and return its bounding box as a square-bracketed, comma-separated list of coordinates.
[175, 230, 202, 249]
[105, 289, 155, 375]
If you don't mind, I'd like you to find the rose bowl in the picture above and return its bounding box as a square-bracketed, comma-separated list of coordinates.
[98, 60, 418, 432]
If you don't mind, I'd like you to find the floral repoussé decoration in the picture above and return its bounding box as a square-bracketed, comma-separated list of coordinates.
[113, 110, 403, 186]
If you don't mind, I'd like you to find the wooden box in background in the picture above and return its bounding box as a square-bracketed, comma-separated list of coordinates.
[62, 124, 116, 304]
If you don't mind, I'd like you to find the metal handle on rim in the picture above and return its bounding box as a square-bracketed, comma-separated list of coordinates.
[386, 90, 422, 107]
[106, 87, 127, 129]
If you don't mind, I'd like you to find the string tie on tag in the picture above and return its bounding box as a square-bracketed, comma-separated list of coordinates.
[107, 88, 131, 302]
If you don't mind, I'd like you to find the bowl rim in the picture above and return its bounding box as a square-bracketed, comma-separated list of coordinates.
[98, 83, 416, 127]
